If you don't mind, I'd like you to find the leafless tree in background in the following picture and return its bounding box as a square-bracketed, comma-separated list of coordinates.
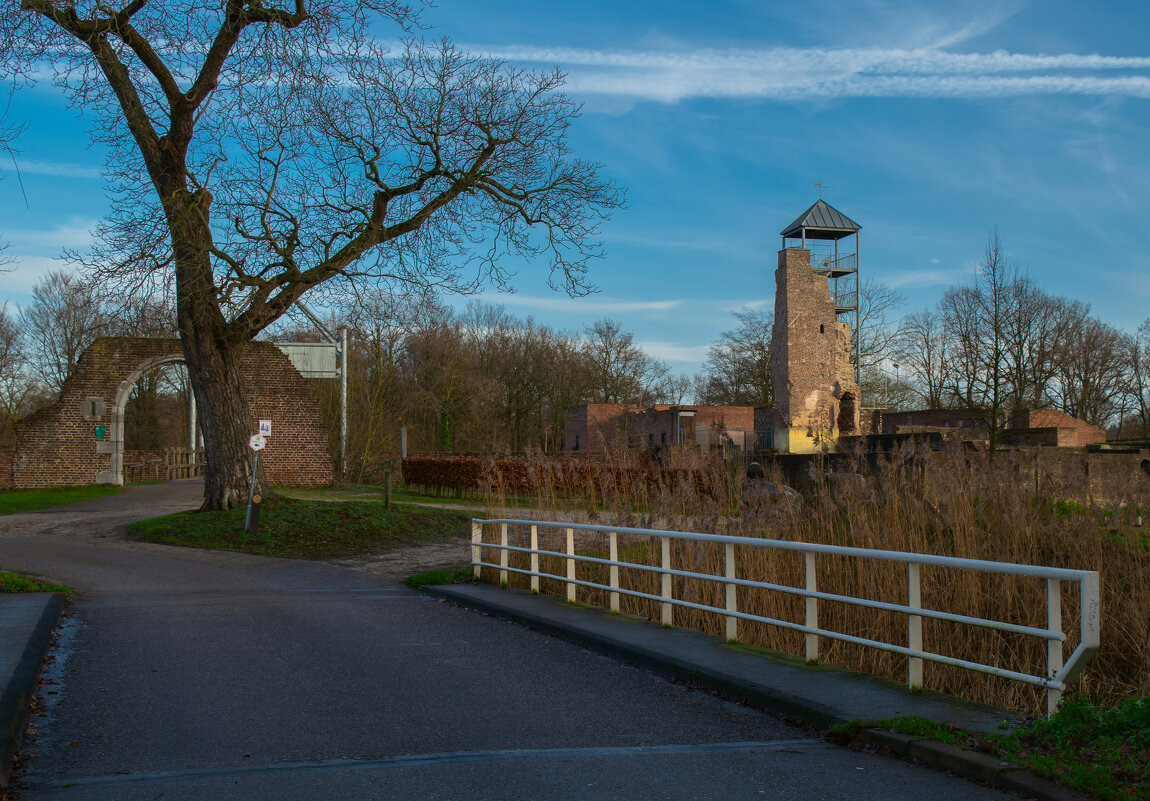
[938, 228, 1018, 451]
[583, 317, 668, 406]
[0, 302, 41, 447]
[895, 308, 950, 409]
[1048, 315, 1133, 429]
[21, 269, 109, 394]
[855, 280, 905, 407]
[695, 309, 773, 407]
[3, 1, 623, 508]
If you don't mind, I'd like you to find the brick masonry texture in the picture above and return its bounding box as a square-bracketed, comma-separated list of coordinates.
[13, 337, 332, 488]
[770, 248, 860, 436]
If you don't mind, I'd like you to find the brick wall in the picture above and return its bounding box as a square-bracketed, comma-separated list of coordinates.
[13, 337, 332, 488]
[769, 248, 860, 437]
[0, 452, 12, 490]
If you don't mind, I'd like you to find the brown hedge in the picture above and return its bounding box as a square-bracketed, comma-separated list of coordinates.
[401, 455, 723, 501]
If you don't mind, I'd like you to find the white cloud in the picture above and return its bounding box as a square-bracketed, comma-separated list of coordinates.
[882, 268, 962, 290]
[637, 340, 710, 364]
[0, 255, 67, 302]
[13, 160, 103, 179]
[470, 43, 1150, 103]
[491, 293, 682, 314]
[6, 220, 96, 250]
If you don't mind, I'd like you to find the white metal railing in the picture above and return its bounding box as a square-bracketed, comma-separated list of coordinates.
[471, 519, 1101, 715]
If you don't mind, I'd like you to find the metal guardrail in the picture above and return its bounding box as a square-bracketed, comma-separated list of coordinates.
[471, 519, 1100, 715]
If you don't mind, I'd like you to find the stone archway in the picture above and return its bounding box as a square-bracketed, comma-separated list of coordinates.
[104, 351, 188, 484]
[14, 337, 332, 488]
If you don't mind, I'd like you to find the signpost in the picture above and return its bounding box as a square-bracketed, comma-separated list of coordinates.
[245, 433, 267, 534]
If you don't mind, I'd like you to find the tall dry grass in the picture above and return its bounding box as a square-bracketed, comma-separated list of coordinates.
[478, 444, 1150, 715]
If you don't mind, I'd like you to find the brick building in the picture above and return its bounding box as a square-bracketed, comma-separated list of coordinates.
[564, 404, 759, 452]
[878, 407, 1106, 448]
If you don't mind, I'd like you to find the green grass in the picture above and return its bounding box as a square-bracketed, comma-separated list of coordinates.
[278, 484, 491, 508]
[985, 694, 1148, 801]
[0, 571, 72, 594]
[849, 696, 1148, 801]
[402, 565, 475, 588]
[0, 484, 123, 515]
[131, 495, 471, 559]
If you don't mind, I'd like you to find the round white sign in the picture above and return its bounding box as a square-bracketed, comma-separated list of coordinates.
[249, 434, 267, 451]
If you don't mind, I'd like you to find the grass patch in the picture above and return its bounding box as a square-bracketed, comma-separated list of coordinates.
[985, 694, 1148, 801]
[0, 571, 71, 594]
[278, 484, 495, 509]
[0, 485, 122, 515]
[131, 495, 470, 559]
[851, 696, 1147, 800]
[402, 565, 474, 588]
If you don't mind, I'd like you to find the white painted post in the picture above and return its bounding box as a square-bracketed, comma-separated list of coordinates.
[499, 522, 509, 588]
[530, 524, 540, 594]
[609, 531, 620, 613]
[908, 562, 923, 690]
[805, 552, 818, 663]
[566, 527, 576, 603]
[471, 521, 482, 579]
[1047, 578, 1063, 716]
[725, 542, 738, 642]
[661, 536, 673, 627]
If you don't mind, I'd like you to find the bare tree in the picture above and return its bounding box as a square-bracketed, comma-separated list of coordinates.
[0, 302, 40, 447]
[21, 269, 109, 394]
[583, 318, 666, 406]
[695, 309, 772, 406]
[939, 228, 1018, 451]
[855, 279, 904, 404]
[1047, 314, 1132, 428]
[4, 4, 623, 508]
[895, 308, 950, 409]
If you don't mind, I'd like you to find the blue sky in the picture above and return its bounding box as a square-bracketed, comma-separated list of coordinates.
[3, 0, 1150, 374]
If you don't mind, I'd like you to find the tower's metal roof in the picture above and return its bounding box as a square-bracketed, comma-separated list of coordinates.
[780, 200, 861, 241]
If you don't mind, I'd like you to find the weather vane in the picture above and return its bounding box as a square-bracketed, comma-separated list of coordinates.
[813, 181, 829, 198]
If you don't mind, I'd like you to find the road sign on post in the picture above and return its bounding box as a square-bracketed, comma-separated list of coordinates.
[249, 434, 267, 451]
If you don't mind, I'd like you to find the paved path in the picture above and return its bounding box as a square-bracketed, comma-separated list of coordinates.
[1, 482, 1035, 800]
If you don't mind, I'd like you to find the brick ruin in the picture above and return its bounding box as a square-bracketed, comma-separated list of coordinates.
[10, 337, 332, 488]
[770, 246, 861, 452]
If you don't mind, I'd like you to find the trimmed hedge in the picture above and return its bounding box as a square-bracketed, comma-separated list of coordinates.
[401, 455, 728, 501]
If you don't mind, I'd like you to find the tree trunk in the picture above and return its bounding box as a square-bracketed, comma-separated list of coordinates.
[169, 191, 255, 511]
[180, 324, 254, 510]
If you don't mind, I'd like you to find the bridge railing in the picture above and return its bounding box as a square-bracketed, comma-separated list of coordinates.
[470, 518, 1100, 715]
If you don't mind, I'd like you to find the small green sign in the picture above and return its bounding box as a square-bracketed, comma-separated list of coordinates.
[94, 425, 107, 440]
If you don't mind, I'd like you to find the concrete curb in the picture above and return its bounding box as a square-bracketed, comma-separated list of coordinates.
[0, 592, 65, 788]
[425, 583, 1092, 801]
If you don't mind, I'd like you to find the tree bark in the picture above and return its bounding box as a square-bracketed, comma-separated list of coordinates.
[168, 192, 254, 511]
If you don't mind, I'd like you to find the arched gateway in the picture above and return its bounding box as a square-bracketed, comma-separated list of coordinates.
[13, 337, 332, 488]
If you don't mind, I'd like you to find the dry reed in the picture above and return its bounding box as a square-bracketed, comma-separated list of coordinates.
[477, 443, 1150, 715]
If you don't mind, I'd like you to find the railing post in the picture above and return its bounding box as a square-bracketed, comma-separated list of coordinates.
[908, 562, 923, 690]
[471, 521, 482, 579]
[805, 551, 818, 663]
[725, 542, 737, 642]
[660, 536, 672, 627]
[566, 527, 576, 603]
[530, 524, 540, 595]
[499, 522, 509, 588]
[1047, 578, 1063, 716]
[609, 530, 619, 614]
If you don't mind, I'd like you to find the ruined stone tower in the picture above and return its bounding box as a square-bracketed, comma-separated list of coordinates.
[770, 200, 861, 453]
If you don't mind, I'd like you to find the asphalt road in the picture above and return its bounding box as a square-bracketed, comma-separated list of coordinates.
[0, 482, 1031, 800]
